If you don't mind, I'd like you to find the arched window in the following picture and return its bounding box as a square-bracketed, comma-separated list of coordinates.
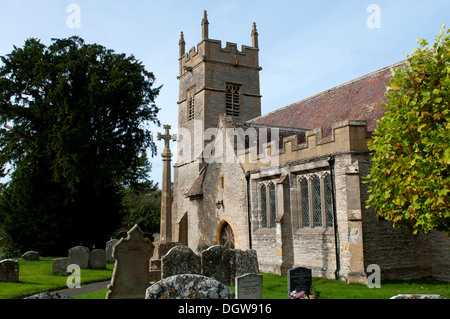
[260, 184, 267, 228]
[312, 175, 322, 227]
[268, 182, 277, 228]
[324, 174, 334, 227]
[299, 178, 310, 227]
[220, 222, 235, 249]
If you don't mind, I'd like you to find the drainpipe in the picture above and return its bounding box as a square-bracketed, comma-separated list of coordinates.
[245, 172, 252, 249]
[328, 155, 340, 280]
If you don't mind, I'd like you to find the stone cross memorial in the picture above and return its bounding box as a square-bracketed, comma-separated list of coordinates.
[157, 124, 177, 242]
[235, 273, 263, 299]
[287, 267, 312, 296]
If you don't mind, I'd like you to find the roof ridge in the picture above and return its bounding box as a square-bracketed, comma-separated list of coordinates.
[249, 60, 405, 123]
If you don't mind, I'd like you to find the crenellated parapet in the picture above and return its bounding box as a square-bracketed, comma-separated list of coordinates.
[178, 11, 260, 78]
[231, 119, 373, 171]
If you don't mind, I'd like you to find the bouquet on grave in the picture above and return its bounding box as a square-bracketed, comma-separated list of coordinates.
[289, 290, 310, 299]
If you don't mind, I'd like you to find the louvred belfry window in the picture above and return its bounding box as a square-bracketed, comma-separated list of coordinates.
[226, 84, 241, 116]
[187, 89, 195, 121]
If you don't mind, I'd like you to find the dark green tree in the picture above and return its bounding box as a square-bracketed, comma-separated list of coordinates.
[366, 26, 450, 234]
[0, 37, 160, 255]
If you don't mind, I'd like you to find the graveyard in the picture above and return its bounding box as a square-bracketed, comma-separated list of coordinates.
[0, 229, 448, 299]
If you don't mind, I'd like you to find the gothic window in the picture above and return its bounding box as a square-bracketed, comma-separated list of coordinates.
[312, 175, 322, 227]
[226, 84, 241, 117]
[299, 178, 310, 227]
[324, 174, 334, 228]
[268, 182, 277, 228]
[297, 172, 335, 229]
[260, 184, 267, 228]
[258, 181, 277, 229]
[187, 89, 195, 121]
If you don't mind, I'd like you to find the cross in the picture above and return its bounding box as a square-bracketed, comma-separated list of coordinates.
[157, 125, 177, 156]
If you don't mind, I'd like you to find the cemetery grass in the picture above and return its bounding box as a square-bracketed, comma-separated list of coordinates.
[0, 257, 113, 299]
[76, 273, 450, 299]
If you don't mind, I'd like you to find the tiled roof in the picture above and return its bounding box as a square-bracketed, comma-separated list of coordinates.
[184, 164, 207, 198]
[250, 61, 404, 136]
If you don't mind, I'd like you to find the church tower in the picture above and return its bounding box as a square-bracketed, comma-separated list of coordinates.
[173, 11, 262, 245]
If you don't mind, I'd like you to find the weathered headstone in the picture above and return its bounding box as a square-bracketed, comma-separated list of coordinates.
[201, 245, 235, 285]
[105, 239, 119, 263]
[25, 292, 73, 299]
[0, 259, 19, 282]
[145, 274, 235, 299]
[106, 224, 154, 299]
[89, 249, 106, 269]
[51, 257, 74, 275]
[235, 249, 259, 277]
[22, 251, 39, 261]
[235, 273, 263, 299]
[68, 246, 90, 269]
[390, 294, 445, 299]
[161, 245, 201, 278]
[287, 267, 312, 296]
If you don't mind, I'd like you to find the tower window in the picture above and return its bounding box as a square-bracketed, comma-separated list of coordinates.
[226, 84, 241, 116]
[187, 89, 195, 121]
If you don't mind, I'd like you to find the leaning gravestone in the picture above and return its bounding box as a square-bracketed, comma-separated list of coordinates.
[51, 257, 74, 275]
[106, 224, 154, 299]
[145, 274, 235, 299]
[235, 273, 263, 299]
[201, 245, 235, 285]
[287, 267, 312, 296]
[105, 239, 119, 263]
[68, 246, 90, 269]
[89, 249, 106, 269]
[162, 245, 201, 278]
[0, 259, 19, 282]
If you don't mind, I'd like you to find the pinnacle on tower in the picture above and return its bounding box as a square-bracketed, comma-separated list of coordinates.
[179, 31, 186, 57]
[251, 22, 259, 49]
[201, 10, 209, 40]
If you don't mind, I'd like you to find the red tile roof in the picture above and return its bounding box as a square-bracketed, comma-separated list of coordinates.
[250, 61, 404, 136]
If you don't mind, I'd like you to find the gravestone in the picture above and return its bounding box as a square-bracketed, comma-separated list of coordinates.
[235, 249, 259, 277]
[105, 239, 119, 263]
[89, 249, 106, 269]
[68, 246, 90, 269]
[161, 245, 201, 278]
[25, 292, 73, 299]
[235, 273, 263, 299]
[287, 267, 312, 296]
[51, 257, 74, 275]
[106, 224, 154, 299]
[0, 259, 19, 282]
[201, 245, 236, 286]
[145, 274, 235, 299]
[22, 251, 39, 261]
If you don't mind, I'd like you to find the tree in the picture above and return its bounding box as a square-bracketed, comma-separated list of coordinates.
[366, 25, 450, 234]
[0, 37, 160, 255]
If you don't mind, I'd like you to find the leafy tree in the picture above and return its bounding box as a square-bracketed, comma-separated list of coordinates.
[366, 25, 450, 234]
[0, 37, 160, 255]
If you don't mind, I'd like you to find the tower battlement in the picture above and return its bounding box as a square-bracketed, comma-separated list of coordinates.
[178, 11, 260, 77]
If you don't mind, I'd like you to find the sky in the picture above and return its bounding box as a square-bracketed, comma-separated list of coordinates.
[0, 0, 449, 187]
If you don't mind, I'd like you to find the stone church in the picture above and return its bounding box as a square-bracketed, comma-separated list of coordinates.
[171, 11, 449, 283]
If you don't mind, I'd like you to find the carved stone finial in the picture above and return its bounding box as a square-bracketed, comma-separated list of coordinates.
[251, 22, 259, 49]
[201, 10, 209, 40]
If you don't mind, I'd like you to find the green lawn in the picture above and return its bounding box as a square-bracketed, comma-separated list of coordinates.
[0, 257, 113, 299]
[1, 258, 448, 299]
